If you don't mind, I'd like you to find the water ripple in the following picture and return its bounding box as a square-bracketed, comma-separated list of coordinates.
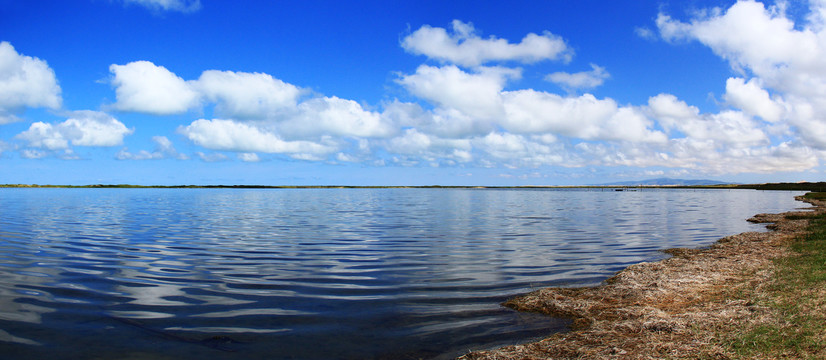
[0, 188, 805, 359]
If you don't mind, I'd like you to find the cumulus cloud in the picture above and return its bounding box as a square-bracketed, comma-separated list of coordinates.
[16, 111, 133, 151]
[195, 70, 304, 119]
[648, 93, 768, 147]
[96, 13, 823, 177]
[178, 119, 334, 159]
[656, 0, 826, 149]
[401, 20, 572, 67]
[545, 64, 610, 91]
[280, 96, 394, 139]
[386, 128, 471, 157]
[0, 41, 61, 123]
[475, 132, 568, 166]
[110, 61, 200, 115]
[724, 77, 785, 122]
[502, 90, 667, 143]
[109, 61, 392, 143]
[110, 64, 308, 118]
[657, 1, 814, 73]
[394, 63, 665, 145]
[123, 0, 201, 13]
[396, 65, 517, 133]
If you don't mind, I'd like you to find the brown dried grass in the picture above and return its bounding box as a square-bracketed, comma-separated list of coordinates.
[460, 196, 825, 360]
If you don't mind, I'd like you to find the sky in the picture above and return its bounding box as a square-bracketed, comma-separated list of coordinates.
[1, 0, 825, 185]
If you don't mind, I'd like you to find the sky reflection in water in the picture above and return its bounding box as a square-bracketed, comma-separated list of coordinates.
[0, 188, 806, 359]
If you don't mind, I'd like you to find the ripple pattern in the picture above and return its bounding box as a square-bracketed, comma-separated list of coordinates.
[0, 188, 805, 359]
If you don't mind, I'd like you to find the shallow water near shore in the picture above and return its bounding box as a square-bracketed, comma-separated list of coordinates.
[0, 188, 805, 359]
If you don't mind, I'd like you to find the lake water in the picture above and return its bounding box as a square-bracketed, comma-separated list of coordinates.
[0, 188, 806, 359]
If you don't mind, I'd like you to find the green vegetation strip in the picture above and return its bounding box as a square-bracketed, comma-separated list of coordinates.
[730, 192, 826, 358]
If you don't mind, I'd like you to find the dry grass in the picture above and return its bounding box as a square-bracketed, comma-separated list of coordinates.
[460, 196, 826, 360]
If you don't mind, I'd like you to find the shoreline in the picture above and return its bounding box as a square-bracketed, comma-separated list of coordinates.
[461, 195, 826, 359]
[0, 182, 824, 191]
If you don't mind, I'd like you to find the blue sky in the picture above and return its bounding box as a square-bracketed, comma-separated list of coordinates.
[0, 0, 824, 185]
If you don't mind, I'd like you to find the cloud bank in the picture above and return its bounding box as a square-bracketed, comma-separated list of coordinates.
[5, 2, 826, 180]
[92, 9, 826, 175]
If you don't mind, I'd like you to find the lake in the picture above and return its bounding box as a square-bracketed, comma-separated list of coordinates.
[0, 188, 805, 359]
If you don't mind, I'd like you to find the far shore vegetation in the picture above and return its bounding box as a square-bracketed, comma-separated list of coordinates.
[1, 181, 826, 191]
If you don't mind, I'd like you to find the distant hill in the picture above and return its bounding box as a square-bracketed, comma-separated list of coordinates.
[593, 178, 730, 186]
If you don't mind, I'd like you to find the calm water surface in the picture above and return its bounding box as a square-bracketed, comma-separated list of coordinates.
[0, 188, 806, 359]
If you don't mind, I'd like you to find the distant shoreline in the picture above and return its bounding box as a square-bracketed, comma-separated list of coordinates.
[0, 182, 824, 191]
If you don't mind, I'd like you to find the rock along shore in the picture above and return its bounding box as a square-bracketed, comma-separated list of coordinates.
[460, 195, 825, 360]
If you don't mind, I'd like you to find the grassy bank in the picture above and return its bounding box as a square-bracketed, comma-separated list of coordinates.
[727, 192, 826, 358]
[463, 193, 826, 359]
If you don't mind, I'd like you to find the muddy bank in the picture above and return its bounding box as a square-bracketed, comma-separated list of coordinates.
[461, 196, 825, 359]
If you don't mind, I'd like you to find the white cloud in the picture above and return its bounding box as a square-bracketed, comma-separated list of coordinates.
[401, 20, 572, 67]
[108, 61, 394, 145]
[0, 41, 61, 122]
[385, 128, 472, 163]
[545, 63, 610, 91]
[86, 12, 826, 177]
[476, 132, 560, 165]
[195, 70, 304, 119]
[64, 111, 134, 147]
[502, 90, 667, 143]
[667, 139, 816, 174]
[646, 93, 700, 128]
[110, 61, 200, 115]
[648, 94, 768, 147]
[116, 136, 187, 160]
[238, 153, 260, 162]
[379, 100, 432, 129]
[336, 152, 361, 163]
[396, 65, 517, 134]
[16, 111, 133, 150]
[123, 0, 201, 13]
[279, 96, 393, 139]
[178, 119, 334, 158]
[656, 0, 826, 150]
[195, 152, 228, 162]
[386, 128, 434, 155]
[395, 64, 664, 144]
[0, 114, 19, 125]
[657, 1, 817, 73]
[20, 149, 47, 159]
[690, 111, 769, 147]
[724, 77, 785, 122]
[116, 148, 158, 160]
[634, 27, 657, 40]
[16, 122, 67, 150]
